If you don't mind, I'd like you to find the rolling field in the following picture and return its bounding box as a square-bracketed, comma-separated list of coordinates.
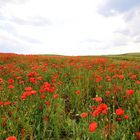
[0, 53, 140, 140]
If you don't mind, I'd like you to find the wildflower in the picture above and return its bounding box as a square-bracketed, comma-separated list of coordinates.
[126, 89, 134, 96]
[8, 85, 14, 89]
[6, 136, 17, 140]
[116, 108, 124, 116]
[53, 94, 59, 99]
[135, 132, 140, 140]
[44, 82, 52, 92]
[58, 80, 62, 85]
[118, 75, 124, 79]
[19, 80, 24, 85]
[45, 101, 51, 106]
[39, 106, 43, 110]
[136, 80, 140, 85]
[16, 76, 22, 80]
[91, 109, 100, 117]
[116, 118, 122, 121]
[124, 115, 129, 120]
[90, 106, 97, 110]
[105, 91, 110, 96]
[4, 102, 12, 106]
[44, 117, 48, 121]
[131, 75, 136, 80]
[91, 103, 108, 117]
[0, 78, 3, 84]
[25, 87, 32, 91]
[0, 101, 3, 106]
[28, 71, 36, 77]
[75, 90, 80, 95]
[30, 90, 37, 95]
[26, 91, 32, 96]
[29, 77, 37, 84]
[98, 103, 108, 112]
[89, 122, 98, 133]
[21, 92, 28, 100]
[8, 79, 14, 84]
[80, 112, 88, 118]
[107, 78, 112, 82]
[96, 76, 103, 83]
[97, 86, 102, 89]
[37, 76, 42, 80]
[40, 95, 46, 99]
[94, 97, 102, 102]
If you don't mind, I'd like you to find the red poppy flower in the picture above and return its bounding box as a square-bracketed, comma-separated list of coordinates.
[97, 86, 102, 89]
[30, 90, 37, 95]
[80, 112, 88, 118]
[124, 115, 129, 120]
[6, 136, 17, 140]
[118, 75, 124, 79]
[135, 132, 140, 140]
[29, 77, 37, 84]
[53, 94, 59, 99]
[89, 122, 98, 133]
[131, 75, 136, 80]
[98, 103, 108, 112]
[8, 79, 14, 84]
[136, 80, 140, 85]
[45, 101, 51, 106]
[116, 108, 124, 116]
[105, 91, 110, 96]
[96, 77, 103, 83]
[25, 87, 32, 91]
[0, 78, 3, 84]
[8, 85, 14, 89]
[75, 90, 80, 95]
[126, 90, 134, 96]
[4, 102, 12, 106]
[94, 97, 102, 102]
[21, 95, 27, 100]
[116, 117, 122, 121]
[40, 95, 46, 99]
[0, 101, 3, 106]
[91, 109, 100, 117]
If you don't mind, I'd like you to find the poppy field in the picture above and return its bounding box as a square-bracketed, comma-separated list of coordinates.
[0, 53, 140, 140]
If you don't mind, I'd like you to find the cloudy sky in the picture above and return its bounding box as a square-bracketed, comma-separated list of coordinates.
[0, 0, 140, 55]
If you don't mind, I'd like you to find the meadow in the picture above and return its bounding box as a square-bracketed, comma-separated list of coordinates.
[0, 53, 140, 140]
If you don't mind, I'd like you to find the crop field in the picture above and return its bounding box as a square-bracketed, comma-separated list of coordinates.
[0, 53, 140, 140]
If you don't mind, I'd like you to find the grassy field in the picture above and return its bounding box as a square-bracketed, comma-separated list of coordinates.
[0, 53, 140, 140]
[105, 53, 140, 62]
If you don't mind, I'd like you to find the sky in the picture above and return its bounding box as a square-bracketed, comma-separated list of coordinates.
[0, 0, 140, 55]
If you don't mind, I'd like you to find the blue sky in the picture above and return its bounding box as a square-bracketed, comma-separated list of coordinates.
[0, 0, 140, 55]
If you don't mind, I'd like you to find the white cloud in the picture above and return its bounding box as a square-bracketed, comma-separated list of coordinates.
[97, 0, 140, 16]
[0, 0, 140, 55]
